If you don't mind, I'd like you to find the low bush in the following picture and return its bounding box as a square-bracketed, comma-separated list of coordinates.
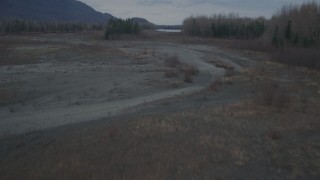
[180, 64, 199, 76]
[224, 69, 236, 77]
[208, 79, 222, 91]
[181, 64, 199, 83]
[165, 69, 179, 78]
[273, 48, 320, 70]
[163, 55, 199, 83]
[209, 60, 234, 70]
[164, 55, 181, 68]
[184, 74, 193, 83]
[255, 81, 291, 110]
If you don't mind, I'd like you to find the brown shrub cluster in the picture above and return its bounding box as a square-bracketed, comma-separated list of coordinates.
[164, 55, 181, 68]
[164, 69, 179, 78]
[209, 60, 234, 70]
[163, 55, 199, 83]
[181, 64, 199, 83]
[272, 47, 320, 70]
[255, 81, 291, 110]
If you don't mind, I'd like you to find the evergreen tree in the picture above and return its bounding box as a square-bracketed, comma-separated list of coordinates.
[285, 20, 292, 41]
[104, 18, 140, 40]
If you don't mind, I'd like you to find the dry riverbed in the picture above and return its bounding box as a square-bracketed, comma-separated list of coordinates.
[0, 32, 319, 179]
[0, 33, 230, 135]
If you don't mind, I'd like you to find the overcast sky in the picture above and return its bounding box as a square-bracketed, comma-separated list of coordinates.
[80, 0, 314, 25]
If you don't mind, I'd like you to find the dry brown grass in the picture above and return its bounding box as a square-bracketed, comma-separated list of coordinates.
[223, 39, 271, 52]
[208, 60, 234, 70]
[273, 47, 320, 70]
[255, 81, 291, 110]
[70, 43, 128, 57]
[1, 67, 319, 179]
[2, 97, 319, 179]
[0, 36, 48, 65]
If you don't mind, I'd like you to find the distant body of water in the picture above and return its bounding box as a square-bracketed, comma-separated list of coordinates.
[156, 29, 182, 33]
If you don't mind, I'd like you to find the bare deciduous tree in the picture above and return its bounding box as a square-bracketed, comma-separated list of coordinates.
[182, 14, 266, 39]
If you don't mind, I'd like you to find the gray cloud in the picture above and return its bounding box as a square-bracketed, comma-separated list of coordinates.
[80, 0, 309, 25]
[137, 0, 173, 6]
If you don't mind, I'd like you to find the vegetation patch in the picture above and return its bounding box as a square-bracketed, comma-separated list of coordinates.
[255, 81, 291, 110]
[272, 47, 320, 70]
[208, 78, 222, 91]
[208, 60, 234, 70]
[0, 20, 99, 34]
[180, 64, 199, 76]
[184, 74, 193, 83]
[163, 55, 199, 83]
[164, 55, 181, 68]
[182, 14, 266, 39]
[164, 69, 179, 78]
[0, 89, 15, 104]
[182, 2, 320, 70]
[105, 18, 140, 40]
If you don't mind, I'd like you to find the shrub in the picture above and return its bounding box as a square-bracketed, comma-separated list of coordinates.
[224, 69, 236, 77]
[164, 55, 181, 68]
[209, 60, 234, 70]
[163, 55, 199, 83]
[208, 79, 222, 91]
[165, 69, 179, 78]
[184, 74, 193, 83]
[180, 64, 199, 75]
[256, 81, 291, 110]
[272, 47, 320, 70]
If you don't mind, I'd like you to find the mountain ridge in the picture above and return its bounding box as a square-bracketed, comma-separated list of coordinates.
[0, 0, 115, 24]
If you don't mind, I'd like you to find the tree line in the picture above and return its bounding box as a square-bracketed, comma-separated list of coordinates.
[182, 2, 320, 69]
[182, 2, 320, 49]
[182, 14, 266, 39]
[268, 2, 320, 69]
[269, 2, 320, 48]
[105, 18, 140, 39]
[0, 19, 103, 34]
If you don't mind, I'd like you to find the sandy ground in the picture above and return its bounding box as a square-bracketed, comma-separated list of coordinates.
[0, 33, 251, 136]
